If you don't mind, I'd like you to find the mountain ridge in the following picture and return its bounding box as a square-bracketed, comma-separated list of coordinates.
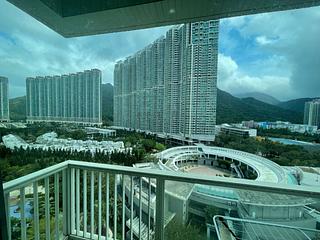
[235, 91, 280, 105]
[277, 97, 320, 114]
[216, 89, 302, 124]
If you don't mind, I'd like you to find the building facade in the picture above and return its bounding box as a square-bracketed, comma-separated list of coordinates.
[26, 69, 102, 125]
[216, 124, 257, 138]
[114, 20, 219, 141]
[123, 146, 319, 238]
[0, 76, 9, 122]
[304, 99, 320, 129]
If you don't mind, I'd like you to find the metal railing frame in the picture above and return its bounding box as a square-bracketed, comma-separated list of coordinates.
[3, 160, 320, 240]
[0, 177, 8, 240]
[213, 215, 320, 240]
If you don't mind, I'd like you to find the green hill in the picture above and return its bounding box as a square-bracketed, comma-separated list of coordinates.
[216, 89, 303, 124]
[9, 96, 26, 121]
[235, 92, 280, 105]
[8, 86, 303, 125]
[277, 97, 320, 114]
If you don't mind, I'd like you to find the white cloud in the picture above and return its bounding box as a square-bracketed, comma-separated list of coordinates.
[219, 6, 320, 99]
[255, 35, 276, 45]
[217, 53, 294, 100]
[0, 0, 170, 98]
[236, 7, 320, 99]
[0, 1, 319, 101]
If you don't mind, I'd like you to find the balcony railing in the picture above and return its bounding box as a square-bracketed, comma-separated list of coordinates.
[2, 160, 320, 240]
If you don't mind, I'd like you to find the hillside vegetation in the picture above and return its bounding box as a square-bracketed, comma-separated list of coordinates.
[277, 97, 320, 114]
[9, 96, 26, 121]
[216, 89, 303, 124]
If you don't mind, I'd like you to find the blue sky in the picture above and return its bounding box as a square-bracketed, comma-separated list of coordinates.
[0, 1, 319, 100]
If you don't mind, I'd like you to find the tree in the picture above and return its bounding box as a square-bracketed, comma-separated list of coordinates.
[69, 129, 87, 140]
[141, 139, 156, 152]
[155, 142, 166, 151]
[165, 218, 206, 240]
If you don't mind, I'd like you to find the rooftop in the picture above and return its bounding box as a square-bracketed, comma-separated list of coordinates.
[214, 215, 320, 240]
[2, 132, 126, 153]
[158, 145, 286, 184]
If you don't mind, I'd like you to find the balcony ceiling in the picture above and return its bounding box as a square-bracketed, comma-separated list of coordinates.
[7, 0, 320, 37]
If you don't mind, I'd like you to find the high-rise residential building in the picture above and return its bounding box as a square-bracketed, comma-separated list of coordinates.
[304, 99, 320, 129]
[0, 76, 9, 122]
[26, 69, 102, 125]
[114, 20, 219, 141]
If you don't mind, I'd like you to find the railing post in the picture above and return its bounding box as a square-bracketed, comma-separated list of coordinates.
[0, 178, 8, 240]
[155, 178, 165, 240]
[206, 224, 211, 240]
[63, 167, 72, 236]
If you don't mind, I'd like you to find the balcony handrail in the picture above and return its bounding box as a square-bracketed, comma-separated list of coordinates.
[4, 160, 319, 198]
[2, 160, 320, 240]
[3, 161, 68, 194]
[2, 159, 320, 204]
[67, 160, 320, 198]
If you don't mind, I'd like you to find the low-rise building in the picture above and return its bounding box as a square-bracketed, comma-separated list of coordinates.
[85, 127, 116, 137]
[257, 121, 318, 134]
[242, 120, 259, 128]
[2, 132, 127, 154]
[0, 122, 27, 129]
[216, 124, 257, 138]
[123, 145, 319, 238]
[2, 134, 28, 149]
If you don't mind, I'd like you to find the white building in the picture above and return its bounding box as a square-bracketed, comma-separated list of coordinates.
[0, 76, 9, 122]
[2, 132, 126, 154]
[257, 121, 318, 134]
[114, 20, 219, 142]
[304, 99, 320, 129]
[85, 127, 116, 137]
[26, 69, 102, 125]
[2, 134, 28, 150]
[0, 122, 27, 129]
[123, 145, 319, 239]
[216, 124, 257, 138]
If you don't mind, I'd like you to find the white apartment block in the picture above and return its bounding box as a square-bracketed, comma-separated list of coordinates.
[304, 99, 320, 129]
[114, 20, 219, 140]
[26, 69, 102, 125]
[0, 76, 9, 122]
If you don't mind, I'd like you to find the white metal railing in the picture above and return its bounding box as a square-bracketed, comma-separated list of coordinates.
[3, 160, 320, 240]
[213, 215, 320, 240]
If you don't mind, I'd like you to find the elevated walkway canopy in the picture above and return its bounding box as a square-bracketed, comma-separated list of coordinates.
[7, 0, 320, 37]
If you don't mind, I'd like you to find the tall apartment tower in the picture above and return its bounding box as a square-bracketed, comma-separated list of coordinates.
[180, 21, 219, 138]
[304, 99, 320, 129]
[26, 69, 102, 125]
[114, 20, 219, 141]
[0, 76, 9, 122]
